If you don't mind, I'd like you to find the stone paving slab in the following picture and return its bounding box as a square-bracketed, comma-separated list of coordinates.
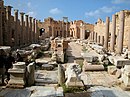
[0, 88, 31, 97]
[35, 70, 58, 84]
[89, 86, 130, 97]
[27, 86, 63, 97]
[81, 71, 118, 87]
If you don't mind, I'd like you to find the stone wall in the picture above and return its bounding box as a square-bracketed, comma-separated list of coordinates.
[0, 0, 40, 48]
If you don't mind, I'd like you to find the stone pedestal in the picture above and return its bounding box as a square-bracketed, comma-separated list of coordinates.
[8, 62, 26, 87]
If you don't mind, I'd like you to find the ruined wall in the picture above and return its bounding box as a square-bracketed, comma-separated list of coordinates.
[94, 18, 105, 37]
[42, 17, 70, 38]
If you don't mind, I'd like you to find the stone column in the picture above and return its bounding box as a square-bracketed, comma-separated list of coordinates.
[110, 15, 116, 52]
[117, 11, 125, 55]
[32, 18, 35, 43]
[35, 20, 38, 42]
[62, 21, 64, 38]
[75, 27, 78, 39]
[94, 32, 97, 43]
[0, 1, 3, 45]
[80, 24, 85, 40]
[20, 12, 25, 45]
[14, 9, 19, 47]
[101, 36, 104, 46]
[29, 17, 33, 43]
[89, 32, 92, 41]
[25, 15, 29, 45]
[52, 26, 55, 38]
[104, 17, 110, 51]
[93, 32, 95, 42]
[97, 35, 100, 44]
[6, 6, 12, 46]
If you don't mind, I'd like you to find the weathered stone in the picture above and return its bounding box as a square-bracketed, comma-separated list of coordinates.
[8, 62, 27, 87]
[0, 89, 31, 97]
[41, 64, 54, 70]
[121, 65, 130, 87]
[115, 69, 121, 78]
[113, 56, 130, 67]
[27, 62, 35, 86]
[107, 66, 117, 75]
[58, 64, 65, 85]
[83, 64, 104, 71]
[65, 63, 82, 87]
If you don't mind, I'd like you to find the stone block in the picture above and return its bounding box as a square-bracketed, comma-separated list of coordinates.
[83, 61, 104, 71]
[84, 56, 98, 62]
[122, 65, 130, 87]
[107, 66, 117, 75]
[115, 69, 121, 78]
[27, 62, 35, 86]
[113, 56, 130, 67]
[41, 64, 54, 70]
[58, 64, 65, 85]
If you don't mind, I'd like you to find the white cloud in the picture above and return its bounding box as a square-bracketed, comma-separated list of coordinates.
[49, 8, 62, 14]
[85, 6, 116, 17]
[112, 0, 130, 4]
[27, 11, 37, 18]
[27, 2, 31, 8]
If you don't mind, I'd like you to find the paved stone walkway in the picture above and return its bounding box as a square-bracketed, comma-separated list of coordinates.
[67, 42, 83, 63]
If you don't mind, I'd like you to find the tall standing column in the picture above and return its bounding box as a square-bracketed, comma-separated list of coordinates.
[92, 32, 95, 42]
[94, 32, 97, 43]
[97, 35, 100, 44]
[32, 18, 35, 43]
[25, 15, 29, 44]
[35, 20, 38, 42]
[62, 20, 64, 38]
[52, 25, 55, 38]
[101, 36, 104, 46]
[80, 23, 85, 40]
[6, 6, 12, 46]
[117, 11, 125, 55]
[89, 32, 92, 41]
[14, 9, 19, 46]
[104, 17, 110, 51]
[20, 12, 25, 45]
[0, 0, 3, 45]
[110, 15, 116, 52]
[29, 17, 32, 43]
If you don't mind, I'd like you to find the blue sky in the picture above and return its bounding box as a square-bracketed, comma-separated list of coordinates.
[4, 0, 130, 24]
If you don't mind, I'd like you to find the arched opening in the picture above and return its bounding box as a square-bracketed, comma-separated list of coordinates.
[39, 28, 45, 36]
